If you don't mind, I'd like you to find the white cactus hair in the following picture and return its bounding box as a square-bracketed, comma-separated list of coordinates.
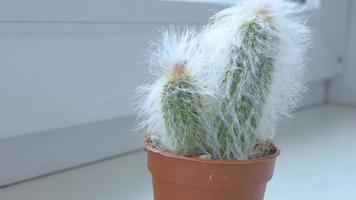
[200, 0, 311, 140]
[135, 27, 214, 151]
[148, 27, 197, 76]
[256, 0, 311, 140]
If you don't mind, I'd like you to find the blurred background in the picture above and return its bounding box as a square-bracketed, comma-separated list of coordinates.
[0, 0, 355, 199]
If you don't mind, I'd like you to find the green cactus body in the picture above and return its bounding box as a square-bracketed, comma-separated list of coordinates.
[161, 64, 205, 156]
[216, 16, 279, 159]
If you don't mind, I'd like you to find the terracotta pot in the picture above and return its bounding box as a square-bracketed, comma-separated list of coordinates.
[146, 144, 280, 200]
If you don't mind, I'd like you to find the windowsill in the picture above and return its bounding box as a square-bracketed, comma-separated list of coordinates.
[0, 104, 355, 200]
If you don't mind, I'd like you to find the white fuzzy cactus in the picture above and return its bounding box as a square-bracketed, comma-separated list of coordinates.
[136, 29, 215, 156]
[136, 0, 310, 160]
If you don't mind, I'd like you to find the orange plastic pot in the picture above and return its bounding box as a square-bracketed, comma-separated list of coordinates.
[146, 144, 280, 200]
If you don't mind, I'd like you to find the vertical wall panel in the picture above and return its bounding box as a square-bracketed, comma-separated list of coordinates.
[328, 0, 356, 105]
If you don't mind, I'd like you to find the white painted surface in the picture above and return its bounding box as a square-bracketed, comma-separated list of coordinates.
[0, 0, 221, 23]
[0, 32, 148, 139]
[0, 105, 355, 200]
[172, 0, 321, 10]
[0, 1, 223, 140]
[305, 0, 349, 83]
[300, 81, 326, 107]
[0, 115, 141, 187]
[328, 0, 356, 105]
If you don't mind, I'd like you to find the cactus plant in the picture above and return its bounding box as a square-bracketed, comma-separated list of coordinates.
[136, 0, 310, 160]
[213, 14, 279, 159]
[136, 29, 214, 157]
[208, 2, 285, 159]
[161, 62, 207, 156]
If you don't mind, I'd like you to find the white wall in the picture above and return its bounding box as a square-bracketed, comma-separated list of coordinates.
[328, 0, 356, 105]
[0, 0, 224, 140]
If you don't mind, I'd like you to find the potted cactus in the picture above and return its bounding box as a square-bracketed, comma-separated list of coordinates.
[136, 0, 310, 199]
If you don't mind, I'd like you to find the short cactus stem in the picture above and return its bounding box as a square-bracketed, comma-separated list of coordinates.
[161, 63, 206, 156]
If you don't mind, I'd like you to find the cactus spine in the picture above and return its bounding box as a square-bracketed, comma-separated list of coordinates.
[161, 63, 206, 156]
[216, 12, 279, 159]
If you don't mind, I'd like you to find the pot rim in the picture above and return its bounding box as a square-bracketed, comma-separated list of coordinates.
[145, 143, 280, 165]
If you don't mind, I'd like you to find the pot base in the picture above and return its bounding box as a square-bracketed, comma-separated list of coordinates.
[146, 144, 279, 200]
[152, 178, 267, 200]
